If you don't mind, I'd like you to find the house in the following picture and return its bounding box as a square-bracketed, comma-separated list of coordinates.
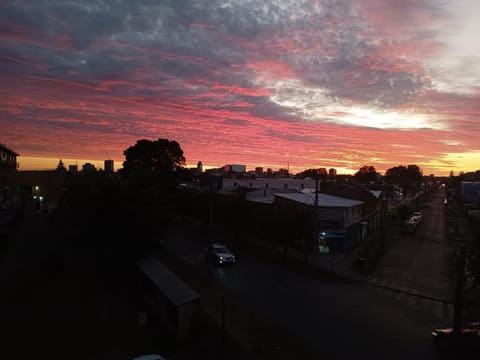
[222, 177, 318, 192]
[0, 144, 20, 212]
[0, 143, 19, 187]
[274, 192, 364, 253]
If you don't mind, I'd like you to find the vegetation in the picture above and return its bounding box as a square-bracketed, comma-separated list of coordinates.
[295, 168, 328, 179]
[64, 138, 189, 273]
[384, 164, 423, 196]
[122, 138, 185, 190]
[354, 165, 379, 184]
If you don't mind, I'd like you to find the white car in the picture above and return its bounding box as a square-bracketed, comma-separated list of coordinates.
[411, 211, 422, 224]
[132, 355, 167, 360]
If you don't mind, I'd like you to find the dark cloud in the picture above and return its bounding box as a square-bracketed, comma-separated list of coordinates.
[223, 119, 250, 126]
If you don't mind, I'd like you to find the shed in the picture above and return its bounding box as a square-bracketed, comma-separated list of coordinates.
[137, 256, 200, 342]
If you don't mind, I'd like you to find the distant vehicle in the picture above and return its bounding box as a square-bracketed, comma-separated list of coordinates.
[431, 326, 480, 348]
[206, 243, 236, 266]
[132, 354, 167, 360]
[402, 219, 417, 234]
[411, 211, 423, 224]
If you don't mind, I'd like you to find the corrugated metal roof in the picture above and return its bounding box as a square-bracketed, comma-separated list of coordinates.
[137, 256, 199, 306]
[275, 192, 363, 207]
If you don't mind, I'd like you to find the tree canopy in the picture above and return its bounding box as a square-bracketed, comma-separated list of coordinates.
[385, 165, 423, 184]
[354, 165, 379, 183]
[384, 165, 423, 195]
[122, 138, 186, 191]
[123, 138, 185, 175]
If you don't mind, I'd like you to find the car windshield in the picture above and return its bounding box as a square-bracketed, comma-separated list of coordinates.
[215, 246, 229, 253]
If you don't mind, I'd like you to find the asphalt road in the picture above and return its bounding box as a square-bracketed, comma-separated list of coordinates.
[164, 188, 466, 359]
[369, 188, 457, 323]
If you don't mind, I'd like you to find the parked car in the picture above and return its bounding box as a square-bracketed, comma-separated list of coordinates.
[410, 211, 422, 224]
[402, 219, 417, 234]
[432, 326, 480, 348]
[132, 354, 167, 360]
[206, 243, 236, 266]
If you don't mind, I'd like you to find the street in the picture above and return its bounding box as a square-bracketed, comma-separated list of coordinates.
[164, 187, 465, 359]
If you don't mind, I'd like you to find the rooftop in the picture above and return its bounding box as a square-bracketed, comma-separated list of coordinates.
[275, 192, 364, 208]
[137, 256, 200, 306]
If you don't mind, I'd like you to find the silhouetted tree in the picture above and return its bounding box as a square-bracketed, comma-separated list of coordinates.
[56, 159, 66, 172]
[384, 165, 423, 196]
[354, 165, 379, 184]
[295, 168, 328, 179]
[122, 138, 185, 189]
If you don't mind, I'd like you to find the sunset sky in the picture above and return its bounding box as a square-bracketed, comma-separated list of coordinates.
[1, 0, 479, 175]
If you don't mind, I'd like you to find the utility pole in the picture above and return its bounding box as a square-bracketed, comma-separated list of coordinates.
[452, 245, 466, 333]
[330, 238, 335, 273]
[221, 295, 226, 360]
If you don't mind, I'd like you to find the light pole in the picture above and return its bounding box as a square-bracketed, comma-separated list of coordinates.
[452, 245, 466, 333]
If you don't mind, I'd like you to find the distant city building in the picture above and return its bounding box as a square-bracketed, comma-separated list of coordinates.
[255, 167, 263, 177]
[197, 161, 203, 173]
[223, 164, 246, 173]
[329, 168, 337, 177]
[266, 168, 273, 176]
[104, 159, 114, 174]
[68, 165, 78, 173]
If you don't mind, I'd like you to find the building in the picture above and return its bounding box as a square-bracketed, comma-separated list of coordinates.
[255, 167, 263, 177]
[137, 256, 200, 342]
[0, 143, 19, 171]
[274, 192, 364, 253]
[197, 161, 203, 173]
[223, 164, 246, 174]
[461, 181, 480, 210]
[0, 143, 20, 212]
[223, 177, 318, 193]
[104, 159, 114, 174]
[0, 143, 19, 189]
[68, 165, 78, 173]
